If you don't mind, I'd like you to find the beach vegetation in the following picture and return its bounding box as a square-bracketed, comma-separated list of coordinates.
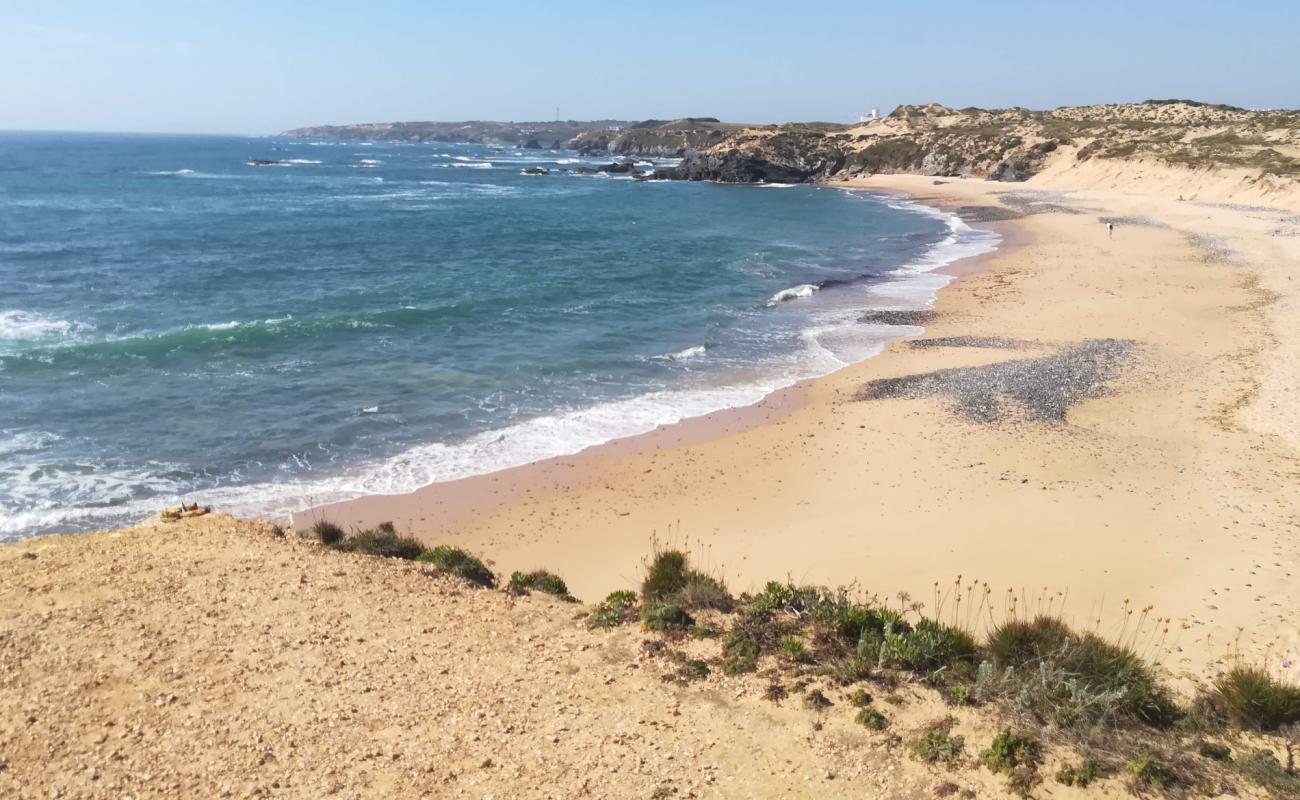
[416, 545, 496, 588]
[848, 688, 873, 708]
[587, 589, 638, 628]
[1055, 759, 1109, 788]
[980, 616, 1178, 727]
[982, 730, 1042, 798]
[776, 636, 811, 664]
[641, 601, 694, 631]
[506, 569, 571, 598]
[802, 688, 832, 710]
[1209, 664, 1300, 731]
[855, 707, 888, 730]
[1235, 748, 1300, 794]
[641, 548, 734, 612]
[911, 720, 964, 764]
[1125, 756, 1179, 793]
[336, 523, 425, 560]
[312, 519, 346, 546]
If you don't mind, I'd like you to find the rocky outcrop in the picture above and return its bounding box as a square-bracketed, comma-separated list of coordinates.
[652, 100, 1300, 186]
[570, 119, 737, 157]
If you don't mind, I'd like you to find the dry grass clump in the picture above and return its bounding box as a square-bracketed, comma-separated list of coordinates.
[1208, 664, 1300, 731]
[980, 616, 1179, 727]
[311, 519, 345, 546]
[415, 544, 496, 588]
[506, 569, 571, 599]
[335, 521, 426, 560]
[642, 548, 734, 612]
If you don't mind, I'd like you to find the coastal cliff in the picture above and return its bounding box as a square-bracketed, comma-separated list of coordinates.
[657, 100, 1300, 186]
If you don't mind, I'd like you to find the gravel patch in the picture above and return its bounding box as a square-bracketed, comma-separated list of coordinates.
[859, 309, 934, 326]
[950, 205, 1024, 222]
[908, 336, 1030, 350]
[857, 339, 1134, 422]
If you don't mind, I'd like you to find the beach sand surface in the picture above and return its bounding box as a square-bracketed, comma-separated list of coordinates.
[306, 170, 1300, 679]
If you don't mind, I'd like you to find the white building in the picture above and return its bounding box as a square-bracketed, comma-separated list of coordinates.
[857, 108, 880, 123]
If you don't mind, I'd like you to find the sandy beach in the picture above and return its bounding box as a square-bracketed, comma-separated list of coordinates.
[304, 167, 1300, 678]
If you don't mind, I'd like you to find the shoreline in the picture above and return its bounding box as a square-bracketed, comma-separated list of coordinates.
[296, 193, 1013, 545]
[300, 172, 1300, 678]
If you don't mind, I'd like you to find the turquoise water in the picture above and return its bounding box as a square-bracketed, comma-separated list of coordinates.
[0, 133, 996, 537]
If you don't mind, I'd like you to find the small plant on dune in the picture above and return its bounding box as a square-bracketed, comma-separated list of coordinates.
[855, 707, 888, 730]
[337, 523, 426, 560]
[416, 545, 496, 588]
[911, 720, 965, 764]
[803, 688, 832, 710]
[587, 590, 638, 628]
[981, 729, 1041, 774]
[1055, 759, 1108, 788]
[1196, 741, 1231, 762]
[863, 618, 979, 675]
[506, 570, 571, 598]
[641, 548, 733, 612]
[1125, 756, 1179, 793]
[776, 636, 811, 664]
[312, 519, 346, 547]
[723, 630, 761, 674]
[848, 689, 873, 708]
[982, 730, 1043, 799]
[1235, 748, 1300, 794]
[1210, 664, 1300, 731]
[641, 601, 694, 631]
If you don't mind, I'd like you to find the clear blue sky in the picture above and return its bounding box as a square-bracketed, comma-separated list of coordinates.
[2, 0, 1296, 134]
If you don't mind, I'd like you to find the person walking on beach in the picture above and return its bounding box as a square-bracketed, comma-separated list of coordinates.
[1106, 221, 1114, 238]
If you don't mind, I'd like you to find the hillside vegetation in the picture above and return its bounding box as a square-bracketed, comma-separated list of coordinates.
[655, 100, 1300, 184]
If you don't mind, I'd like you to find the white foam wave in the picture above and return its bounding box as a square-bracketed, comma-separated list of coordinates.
[285, 159, 323, 165]
[359, 158, 383, 166]
[148, 168, 195, 176]
[0, 310, 83, 341]
[766, 284, 819, 306]
[652, 344, 707, 362]
[760, 183, 796, 188]
[450, 162, 492, 169]
[3, 196, 1000, 539]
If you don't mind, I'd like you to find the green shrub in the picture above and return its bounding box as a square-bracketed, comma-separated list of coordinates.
[862, 618, 978, 674]
[416, 545, 496, 587]
[982, 616, 1178, 727]
[642, 549, 733, 611]
[1055, 759, 1107, 787]
[1211, 665, 1300, 731]
[723, 629, 760, 674]
[848, 689, 873, 708]
[1125, 757, 1179, 792]
[855, 708, 888, 730]
[1196, 741, 1231, 762]
[643, 550, 689, 600]
[313, 520, 346, 546]
[338, 525, 425, 560]
[981, 729, 1041, 774]
[588, 590, 638, 628]
[912, 724, 964, 764]
[776, 636, 811, 664]
[506, 570, 570, 598]
[641, 601, 693, 631]
[1236, 748, 1300, 794]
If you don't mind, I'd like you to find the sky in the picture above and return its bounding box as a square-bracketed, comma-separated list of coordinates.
[1, 0, 1297, 134]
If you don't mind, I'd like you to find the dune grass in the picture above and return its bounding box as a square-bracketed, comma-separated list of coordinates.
[1210, 664, 1300, 731]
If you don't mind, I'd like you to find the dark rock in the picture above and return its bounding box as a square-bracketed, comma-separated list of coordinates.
[247, 159, 282, 166]
[521, 167, 550, 175]
[598, 160, 639, 174]
[522, 138, 543, 149]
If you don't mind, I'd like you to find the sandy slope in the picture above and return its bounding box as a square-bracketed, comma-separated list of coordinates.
[2, 514, 1032, 800]
[309, 170, 1300, 682]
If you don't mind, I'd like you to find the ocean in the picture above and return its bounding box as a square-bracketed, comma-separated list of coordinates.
[0, 132, 997, 538]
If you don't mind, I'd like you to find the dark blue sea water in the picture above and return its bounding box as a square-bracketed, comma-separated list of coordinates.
[0, 132, 997, 538]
